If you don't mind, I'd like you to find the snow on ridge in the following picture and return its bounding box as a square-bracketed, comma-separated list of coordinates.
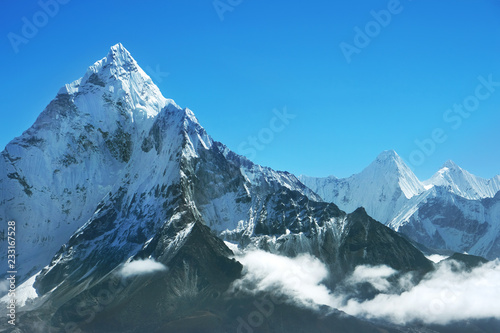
[424, 161, 500, 200]
[0, 44, 191, 283]
[300, 152, 500, 259]
[58, 43, 178, 123]
[375, 150, 425, 199]
[0, 272, 40, 307]
[301, 152, 500, 208]
[299, 150, 424, 223]
[299, 150, 500, 234]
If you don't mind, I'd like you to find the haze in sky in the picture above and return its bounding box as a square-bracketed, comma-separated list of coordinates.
[1, 0, 499, 179]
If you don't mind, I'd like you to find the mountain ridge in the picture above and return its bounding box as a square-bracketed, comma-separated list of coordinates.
[300, 151, 500, 259]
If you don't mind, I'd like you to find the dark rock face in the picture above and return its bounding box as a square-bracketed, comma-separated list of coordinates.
[16, 218, 413, 333]
[178, 140, 433, 283]
[24, 222, 242, 333]
[338, 208, 434, 275]
[444, 252, 489, 271]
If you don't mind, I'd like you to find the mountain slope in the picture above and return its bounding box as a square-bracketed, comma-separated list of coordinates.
[0, 43, 174, 280]
[301, 152, 500, 259]
[20, 220, 408, 333]
[390, 188, 500, 260]
[300, 150, 425, 224]
[423, 160, 500, 200]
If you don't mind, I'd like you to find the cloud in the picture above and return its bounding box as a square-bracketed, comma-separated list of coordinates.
[232, 249, 500, 326]
[118, 258, 168, 278]
[336, 260, 500, 325]
[345, 264, 397, 292]
[230, 250, 334, 309]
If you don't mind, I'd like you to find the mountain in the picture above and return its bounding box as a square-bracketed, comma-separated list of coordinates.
[423, 160, 500, 200]
[0, 43, 319, 283]
[300, 150, 425, 224]
[390, 188, 500, 260]
[301, 152, 500, 259]
[0, 43, 175, 279]
[1, 44, 436, 332]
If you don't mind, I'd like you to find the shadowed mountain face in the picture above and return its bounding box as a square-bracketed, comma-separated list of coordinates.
[0, 44, 449, 333]
[18, 221, 405, 333]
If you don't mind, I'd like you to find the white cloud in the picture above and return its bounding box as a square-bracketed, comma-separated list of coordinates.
[232, 249, 500, 326]
[337, 260, 500, 325]
[345, 265, 397, 292]
[231, 250, 335, 309]
[118, 258, 168, 278]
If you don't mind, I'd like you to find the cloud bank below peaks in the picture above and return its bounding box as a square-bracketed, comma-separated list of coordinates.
[231, 249, 500, 326]
[230, 250, 335, 309]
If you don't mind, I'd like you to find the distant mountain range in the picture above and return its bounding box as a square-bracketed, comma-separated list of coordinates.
[1, 44, 498, 332]
[300, 150, 500, 260]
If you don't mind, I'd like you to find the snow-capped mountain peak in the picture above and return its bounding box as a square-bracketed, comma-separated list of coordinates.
[106, 42, 136, 65]
[363, 150, 425, 199]
[442, 159, 459, 170]
[300, 150, 425, 224]
[59, 43, 173, 123]
[374, 149, 398, 162]
[0, 44, 188, 280]
[424, 160, 500, 200]
[303, 152, 500, 260]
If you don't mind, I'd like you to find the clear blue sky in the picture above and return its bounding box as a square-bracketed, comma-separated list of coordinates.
[1, 0, 500, 179]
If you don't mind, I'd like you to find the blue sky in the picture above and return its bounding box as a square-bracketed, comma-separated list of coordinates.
[1, 0, 500, 179]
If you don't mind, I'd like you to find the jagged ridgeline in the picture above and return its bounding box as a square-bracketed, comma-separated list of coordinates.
[1, 44, 444, 332]
[300, 152, 500, 260]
